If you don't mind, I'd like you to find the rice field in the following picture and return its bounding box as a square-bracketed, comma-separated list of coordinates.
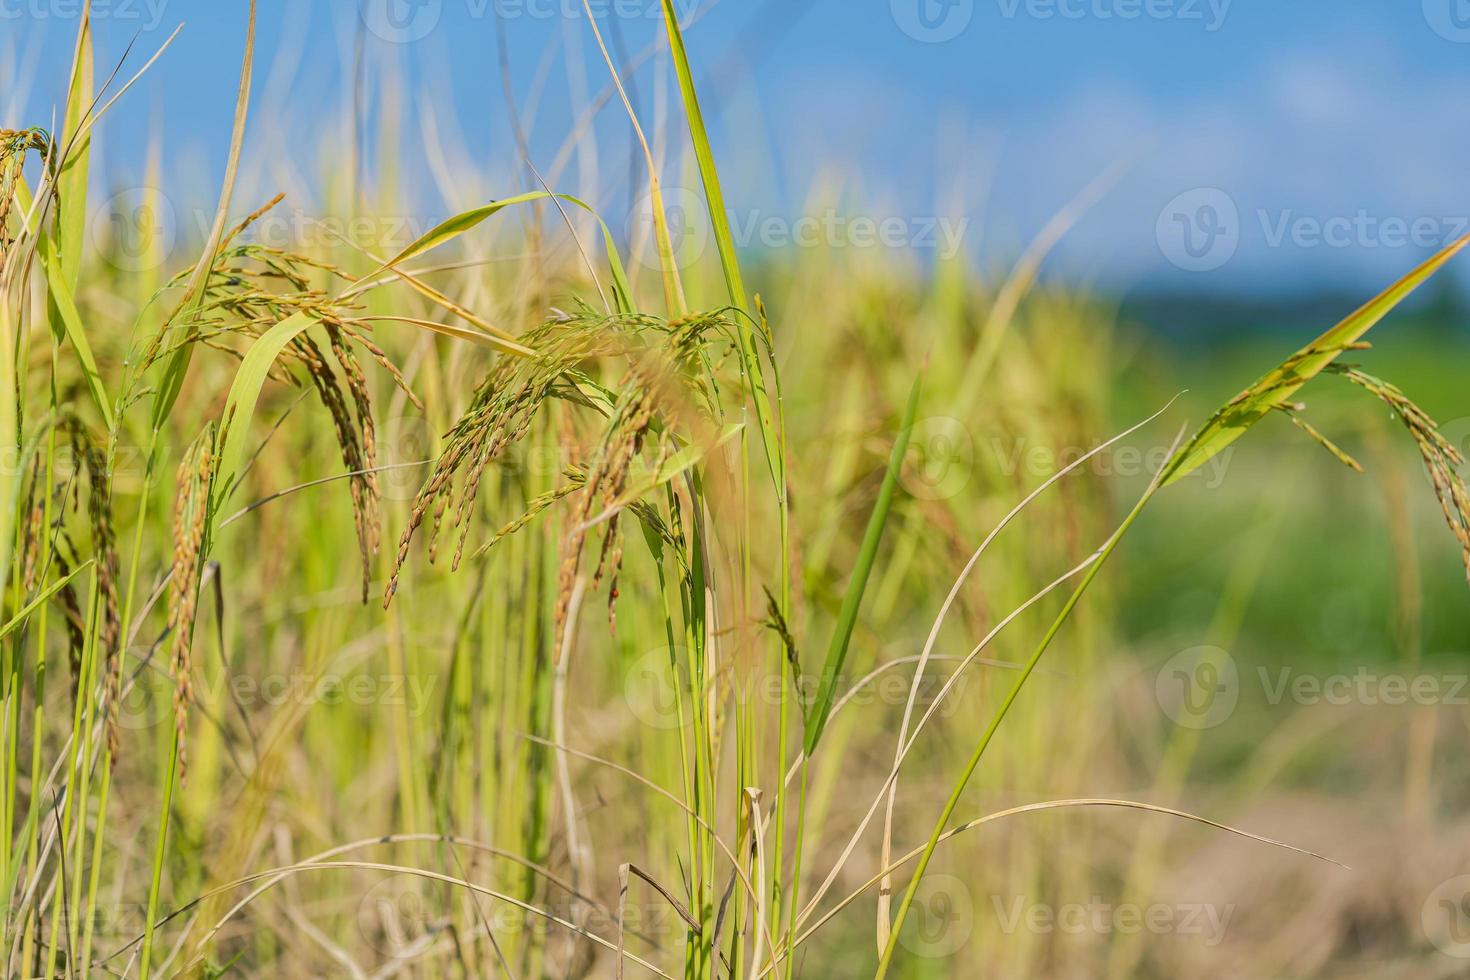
[3, 4, 1470, 978]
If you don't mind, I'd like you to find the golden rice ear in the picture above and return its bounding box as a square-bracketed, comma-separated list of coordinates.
[1329, 365, 1470, 583]
[67, 423, 125, 759]
[383, 309, 735, 638]
[138, 216, 426, 605]
[166, 427, 217, 783]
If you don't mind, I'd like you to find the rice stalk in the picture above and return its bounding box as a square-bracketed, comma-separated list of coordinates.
[1329, 364, 1470, 581]
[165, 428, 215, 782]
[386, 308, 729, 620]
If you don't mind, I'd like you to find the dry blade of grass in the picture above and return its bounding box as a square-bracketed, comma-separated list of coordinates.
[875, 394, 1181, 943]
[343, 313, 536, 358]
[874, 424, 1188, 978]
[155, 861, 680, 980]
[763, 797, 1345, 977]
[953, 156, 1134, 421]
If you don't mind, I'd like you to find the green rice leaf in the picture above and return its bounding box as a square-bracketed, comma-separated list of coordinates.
[657, 0, 745, 312]
[149, 0, 256, 432]
[657, 1, 783, 491]
[804, 371, 923, 755]
[0, 560, 93, 642]
[36, 229, 113, 428]
[56, 3, 93, 288]
[363, 191, 634, 314]
[212, 311, 318, 512]
[1162, 232, 1470, 487]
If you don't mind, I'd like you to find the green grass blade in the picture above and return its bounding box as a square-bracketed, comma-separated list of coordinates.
[11, 175, 111, 426]
[1162, 232, 1470, 486]
[211, 311, 318, 512]
[803, 372, 923, 755]
[35, 229, 113, 428]
[657, 0, 745, 312]
[0, 561, 93, 642]
[56, 4, 93, 287]
[362, 191, 634, 313]
[657, 1, 785, 488]
[150, 0, 256, 432]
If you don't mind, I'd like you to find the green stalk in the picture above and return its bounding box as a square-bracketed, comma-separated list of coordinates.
[17, 400, 59, 973]
[78, 757, 110, 978]
[52, 571, 102, 977]
[804, 375, 922, 755]
[781, 761, 809, 980]
[138, 728, 179, 980]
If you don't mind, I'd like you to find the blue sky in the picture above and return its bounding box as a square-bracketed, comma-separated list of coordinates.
[7, 0, 1470, 294]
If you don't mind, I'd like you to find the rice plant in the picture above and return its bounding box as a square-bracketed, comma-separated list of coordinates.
[2, 4, 1468, 978]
